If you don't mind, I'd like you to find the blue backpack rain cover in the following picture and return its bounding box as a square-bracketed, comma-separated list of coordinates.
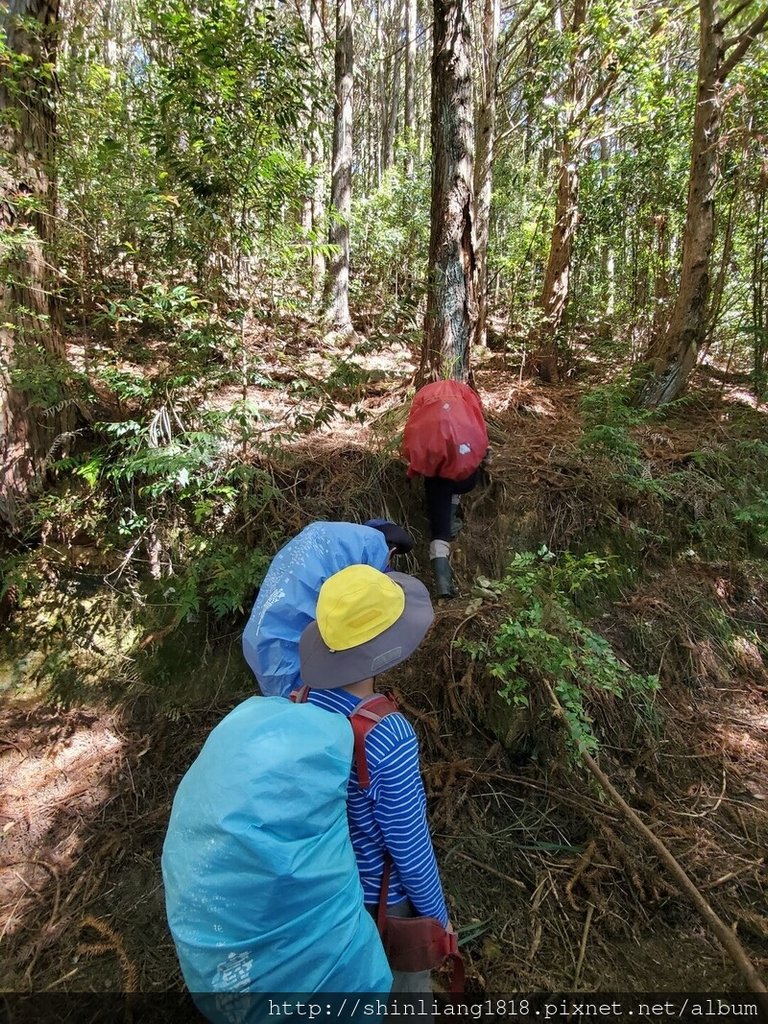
[242, 523, 390, 698]
[162, 696, 392, 1022]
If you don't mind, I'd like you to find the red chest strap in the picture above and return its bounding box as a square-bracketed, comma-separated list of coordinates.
[289, 687, 398, 789]
[348, 692, 399, 789]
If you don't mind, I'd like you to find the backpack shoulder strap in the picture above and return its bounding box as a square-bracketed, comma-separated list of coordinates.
[348, 692, 399, 789]
[291, 687, 398, 788]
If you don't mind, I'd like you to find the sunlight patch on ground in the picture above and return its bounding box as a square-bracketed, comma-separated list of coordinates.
[712, 380, 768, 414]
[0, 714, 124, 940]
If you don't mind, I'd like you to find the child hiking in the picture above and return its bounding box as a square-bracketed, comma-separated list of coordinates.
[242, 519, 413, 697]
[162, 563, 459, 1020]
[299, 564, 456, 993]
[402, 380, 489, 599]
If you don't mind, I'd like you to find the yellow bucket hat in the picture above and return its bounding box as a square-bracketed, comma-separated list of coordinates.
[299, 566, 434, 688]
[317, 565, 405, 651]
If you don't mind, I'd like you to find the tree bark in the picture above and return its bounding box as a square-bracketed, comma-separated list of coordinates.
[752, 169, 767, 383]
[324, 0, 354, 333]
[472, 0, 500, 351]
[420, 0, 476, 383]
[641, 0, 768, 406]
[531, 0, 587, 383]
[648, 215, 671, 355]
[599, 136, 615, 317]
[381, 32, 402, 174]
[641, 0, 722, 405]
[309, 0, 326, 304]
[403, 0, 417, 175]
[1, 0, 74, 527]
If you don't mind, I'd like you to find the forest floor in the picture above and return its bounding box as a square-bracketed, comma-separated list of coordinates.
[1, 321, 768, 1011]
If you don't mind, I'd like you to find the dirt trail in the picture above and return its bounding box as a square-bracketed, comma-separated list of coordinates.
[2, 359, 767, 998]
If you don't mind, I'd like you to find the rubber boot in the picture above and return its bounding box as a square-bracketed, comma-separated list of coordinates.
[431, 557, 455, 599]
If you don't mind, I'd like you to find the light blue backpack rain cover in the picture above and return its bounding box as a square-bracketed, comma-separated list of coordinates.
[242, 522, 390, 698]
[162, 695, 392, 1021]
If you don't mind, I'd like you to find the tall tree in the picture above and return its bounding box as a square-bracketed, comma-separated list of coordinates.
[309, 0, 327, 304]
[380, 0, 402, 173]
[324, 0, 354, 333]
[420, 0, 476, 382]
[641, 0, 768, 406]
[472, 0, 500, 350]
[1, 0, 74, 526]
[403, 0, 417, 175]
[532, 0, 587, 383]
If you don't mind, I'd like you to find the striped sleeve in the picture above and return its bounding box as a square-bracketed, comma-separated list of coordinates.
[366, 714, 449, 927]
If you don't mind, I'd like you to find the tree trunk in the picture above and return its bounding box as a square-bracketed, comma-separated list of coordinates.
[404, 0, 417, 175]
[753, 169, 767, 383]
[648, 215, 671, 355]
[381, 39, 402, 174]
[309, 0, 326, 304]
[420, 0, 476, 383]
[534, 139, 580, 379]
[641, 0, 722, 405]
[324, 0, 354, 334]
[531, 0, 587, 383]
[599, 136, 615, 317]
[640, 0, 768, 406]
[375, 0, 385, 185]
[472, 0, 499, 351]
[0, 0, 74, 527]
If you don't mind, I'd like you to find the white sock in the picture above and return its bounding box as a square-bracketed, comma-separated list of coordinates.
[430, 539, 450, 560]
[451, 494, 460, 507]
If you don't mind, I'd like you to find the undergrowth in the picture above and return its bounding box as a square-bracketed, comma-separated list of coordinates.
[563, 381, 768, 560]
[457, 547, 659, 759]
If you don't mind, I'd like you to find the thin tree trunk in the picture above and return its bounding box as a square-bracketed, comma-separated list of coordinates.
[404, 0, 417, 174]
[309, 0, 326, 303]
[420, 0, 476, 383]
[753, 171, 767, 384]
[473, 0, 499, 351]
[530, 0, 587, 383]
[599, 136, 615, 317]
[382, 40, 402, 173]
[648, 215, 671, 354]
[375, 0, 385, 185]
[705, 171, 738, 350]
[324, 0, 354, 334]
[1, 0, 74, 527]
[641, 0, 768, 406]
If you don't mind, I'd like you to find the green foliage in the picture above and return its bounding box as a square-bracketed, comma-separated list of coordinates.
[470, 548, 658, 759]
[166, 539, 270, 619]
[55, 0, 319, 311]
[569, 384, 768, 564]
[577, 381, 662, 493]
[352, 164, 431, 308]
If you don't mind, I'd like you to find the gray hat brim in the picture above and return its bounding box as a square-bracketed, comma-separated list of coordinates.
[299, 572, 434, 689]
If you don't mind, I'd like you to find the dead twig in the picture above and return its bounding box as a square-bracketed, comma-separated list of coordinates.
[79, 915, 139, 993]
[572, 903, 594, 989]
[541, 676, 768, 996]
[453, 851, 528, 891]
[565, 840, 597, 909]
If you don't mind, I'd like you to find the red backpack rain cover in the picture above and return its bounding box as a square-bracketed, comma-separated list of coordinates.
[402, 380, 488, 481]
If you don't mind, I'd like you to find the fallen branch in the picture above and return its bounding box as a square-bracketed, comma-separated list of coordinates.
[541, 677, 768, 997]
[452, 851, 527, 891]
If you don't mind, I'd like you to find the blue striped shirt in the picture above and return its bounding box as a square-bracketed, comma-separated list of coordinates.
[307, 688, 449, 927]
